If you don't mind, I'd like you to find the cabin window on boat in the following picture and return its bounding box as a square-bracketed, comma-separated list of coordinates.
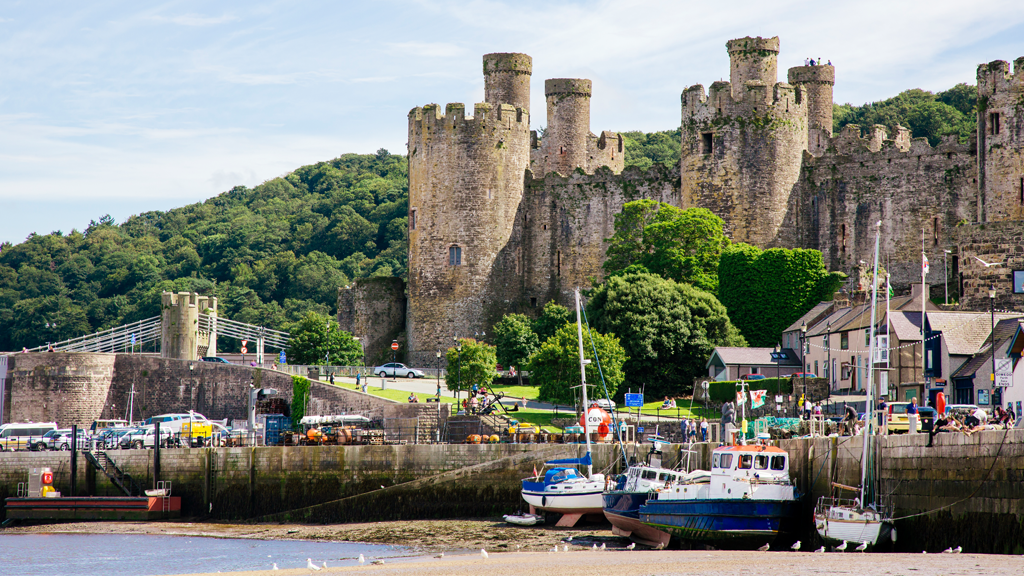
[643, 470, 657, 480]
[713, 454, 720, 468]
[771, 456, 786, 470]
[739, 454, 753, 469]
[658, 473, 669, 481]
[720, 454, 733, 469]
[754, 455, 769, 470]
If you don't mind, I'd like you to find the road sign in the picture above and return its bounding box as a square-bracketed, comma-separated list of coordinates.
[240, 346, 248, 354]
[391, 342, 399, 350]
[130, 333, 136, 345]
[279, 351, 286, 364]
[242, 339, 248, 346]
[995, 359, 1013, 387]
[624, 393, 644, 408]
[637, 426, 644, 434]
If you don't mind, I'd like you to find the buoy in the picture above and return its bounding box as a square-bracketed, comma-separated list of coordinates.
[489, 434, 500, 444]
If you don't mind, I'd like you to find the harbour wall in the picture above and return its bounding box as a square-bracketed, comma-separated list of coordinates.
[2, 432, 1023, 553]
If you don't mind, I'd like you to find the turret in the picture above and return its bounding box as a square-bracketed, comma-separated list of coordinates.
[976, 57, 1024, 223]
[727, 36, 780, 101]
[483, 53, 532, 112]
[543, 78, 592, 175]
[788, 64, 835, 155]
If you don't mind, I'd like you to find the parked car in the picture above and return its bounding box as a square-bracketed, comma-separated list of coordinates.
[97, 427, 134, 449]
[887, 402, 923, 433]
[739, 374, 767, 380]
[32, 429, 64, 451]
[792, 372, 817, 378]
[373, 363, 425, 378]
[48, 428, 90, 451]
[119, 426, 180, 449]
[596, 398, 617, 411]
[201, 356, 231, 364]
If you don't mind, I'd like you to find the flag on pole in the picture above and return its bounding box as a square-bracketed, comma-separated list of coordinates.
[735, 390, 746, 406]
[922, 252, 930, 275]
[533, 465, 539, 478]
[751, 389, 766, 409]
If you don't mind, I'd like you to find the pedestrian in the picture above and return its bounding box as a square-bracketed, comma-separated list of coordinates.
[907, 397, 919, 434]
[356, 372, 361, 390]
[804, 57, 809, 66]
[843, 405, 859, 435]
[877, 398, 888, 431]
[469, 395, 479, 415]
[810, 58, 815, 66]
[700, 417, 708, 442]
[681, 418, 689, 441]
[803, 397, 812, 420]
[688, 421, 698, 442]
[329, 372, 335, 386]
[827, 60, 832, 66]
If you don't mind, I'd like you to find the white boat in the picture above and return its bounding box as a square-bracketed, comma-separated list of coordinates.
[814, 222, 895, 549]
[603, 437, 683, 549]
[519, 288, 606, 527]
[503, 513, 544, 526]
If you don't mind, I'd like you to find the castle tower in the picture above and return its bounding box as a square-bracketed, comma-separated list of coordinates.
[406, 56, 531, 366]
[788, 64, 835, 156]
[483, 53, 532, 112]
[727, 36, 780, 100]
[680, 36, 808, 247]
[542, 79, 592, 175]
[977, 56, 1024, 222]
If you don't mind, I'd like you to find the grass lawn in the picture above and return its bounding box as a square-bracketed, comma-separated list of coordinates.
[365, 387, 457, 404]
[485, 383, 542, 400]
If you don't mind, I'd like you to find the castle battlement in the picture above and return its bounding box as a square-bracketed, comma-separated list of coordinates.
[815, 123, 970, 159]
[682, 79, 806, 121]
[408, 102, 529, 144]
[977, 57, 1024, 97]
[526, 158, 671, 183]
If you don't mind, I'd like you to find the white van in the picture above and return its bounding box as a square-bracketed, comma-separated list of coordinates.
[0, 422, 58, 451]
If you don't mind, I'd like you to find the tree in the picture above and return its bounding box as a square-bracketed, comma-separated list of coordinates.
[528, 322, 626, 407]
[492, 313, 539, 368]
[445, 338, 497, 395]
[286, 311, 363, 366]
[587, 272, 745, 398]
[718, 244, 845, 348]
[604, 200, 729, 293]
[532, 301, 573, 343]
[833, 85, 978, 146]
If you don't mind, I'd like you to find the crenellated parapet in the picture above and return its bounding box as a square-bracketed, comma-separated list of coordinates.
[483, 52, 532, 112]
[408, 102, 529, 147]
[531, 78, 623, 176]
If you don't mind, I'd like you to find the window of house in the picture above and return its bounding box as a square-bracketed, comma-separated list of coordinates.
[448, 246, 462, 266]
[814, 360, 819, 375]
[410, 209, 417, 230]
[840, 332, 849, 350]
[750, 367, 759, 374]
[865, 329, 870, 346]
[702, 133, 713, 155]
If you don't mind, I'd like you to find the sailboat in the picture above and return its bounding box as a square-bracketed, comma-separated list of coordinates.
[520, 288, 606, 527]
[814, 221, 896, 548]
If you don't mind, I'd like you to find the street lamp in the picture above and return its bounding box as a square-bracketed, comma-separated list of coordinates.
[436, 349, 442, 398]
[800, 321, 808, 405]
[944, 249, 952, 305]
[990, 284, 996, 407]
[825, 322, 832, 392]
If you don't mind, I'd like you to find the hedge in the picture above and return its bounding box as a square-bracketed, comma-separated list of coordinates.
[707, 378, 793, 405]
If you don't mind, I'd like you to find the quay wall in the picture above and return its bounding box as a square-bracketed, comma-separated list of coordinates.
[2, 432, 1024, 553]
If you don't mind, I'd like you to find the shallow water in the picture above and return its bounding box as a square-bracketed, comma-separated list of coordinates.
[0, 533, 408, 576]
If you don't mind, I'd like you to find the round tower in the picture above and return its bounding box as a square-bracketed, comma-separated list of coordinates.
[483, 53, 532, 112]
[544, 78, 592, 176]
[788, 64, 835, 136]
[727, 36, 780, 99]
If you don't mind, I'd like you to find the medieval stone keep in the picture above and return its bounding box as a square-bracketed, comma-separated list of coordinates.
[338, 36, 1024, 367]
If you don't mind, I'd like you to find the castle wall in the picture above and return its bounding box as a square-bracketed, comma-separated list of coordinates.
[483, 53, 532, 112]
[796, 126, 976, 289]
[406, 101, 531, 367]
[337, 277, 406, 365]
[952, 220, 1024, 311]
[977, 58, 1024, 223]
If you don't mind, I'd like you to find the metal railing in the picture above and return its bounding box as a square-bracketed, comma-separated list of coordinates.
[198, 314, 290, 349]
[24, 316, 162, 353]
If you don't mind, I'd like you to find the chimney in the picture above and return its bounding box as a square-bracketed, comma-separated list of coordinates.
[910, 282, 930, 301]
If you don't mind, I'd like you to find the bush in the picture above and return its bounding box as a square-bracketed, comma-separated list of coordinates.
[706, 378, 793, 404]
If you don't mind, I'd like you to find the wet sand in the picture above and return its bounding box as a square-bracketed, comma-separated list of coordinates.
[166, 550, 1024, 576]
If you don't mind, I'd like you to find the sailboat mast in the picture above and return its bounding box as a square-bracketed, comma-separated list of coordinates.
[575, 288, 593, 478]
[862, 221, 882, 505]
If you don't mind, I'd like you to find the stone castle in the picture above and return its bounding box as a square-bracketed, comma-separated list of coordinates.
[339, 36, 1024, 366]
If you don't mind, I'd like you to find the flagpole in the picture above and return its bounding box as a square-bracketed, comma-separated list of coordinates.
[921, 243, 928, 395]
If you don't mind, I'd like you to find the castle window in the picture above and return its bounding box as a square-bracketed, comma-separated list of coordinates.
[531, 297, 537, 308]
[410, 209, 417, 231]
[487, 188, 492, 200]
[989, 112, 1001, 135]
[543, 224, 547, 231]
[1020, 178, 1023, 205]
[841, 224, 847, 252]
[557, 251, 561, 277]
[933, 217, 941, 246]
[702, 133, 713, 155]
[449, 246, 462, 266]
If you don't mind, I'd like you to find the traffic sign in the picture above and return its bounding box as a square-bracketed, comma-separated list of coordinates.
[242, 339, 248, 346]
[624, 393, 644, 408]
[391, 342, 399, 350]
[637, 426, 644, 434]
[279, 351, 287, 364]
[240, 346, 248, 354]
[995, 359, 1013, 387]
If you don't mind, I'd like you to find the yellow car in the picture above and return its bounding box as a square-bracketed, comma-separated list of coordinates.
[886, 402, 922, 433]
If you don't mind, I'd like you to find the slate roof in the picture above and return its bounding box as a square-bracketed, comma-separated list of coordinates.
[708, 347, 801, 368]
[888, 311, 923, 342]
[929, 312, 1024, 356]
[951, 318, 1024, 378]
[784, 301, 836, 333]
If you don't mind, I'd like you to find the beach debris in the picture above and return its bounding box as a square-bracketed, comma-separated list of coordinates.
[757, 544, 770, 552]
[307, 558, 321, 571]
[481, 549, 489, 560]
[372, 560, 385, 565]
[791, 541, 801, 551]
[358, 554, 365, 564]
[626, 543, 636, 551]
[856, 542, 868, 552]
[835, 541, 847, 552]
[434, 552, 444, 559]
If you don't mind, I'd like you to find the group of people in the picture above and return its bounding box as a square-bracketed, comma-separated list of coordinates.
[681, 416, 709, 443]
[936, 405, 1016, 435]
[804, 57, 832, 66]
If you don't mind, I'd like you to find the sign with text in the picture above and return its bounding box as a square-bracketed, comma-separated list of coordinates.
[995, 359, 1013, 388]
[624, 393, 644, 408]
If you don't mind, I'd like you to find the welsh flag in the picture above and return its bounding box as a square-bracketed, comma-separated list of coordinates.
[735, 390, 746, 406]
[923, 252, 930, 275]
[750, 389, 767, 409]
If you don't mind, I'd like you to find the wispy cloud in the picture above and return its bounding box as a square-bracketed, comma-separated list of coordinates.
[387, 41, 465, 58]
[148, 13, 237, 27]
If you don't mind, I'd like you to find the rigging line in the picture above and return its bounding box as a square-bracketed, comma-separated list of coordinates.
[889, 425, 1014, 521]
[579, 294, 628, 467]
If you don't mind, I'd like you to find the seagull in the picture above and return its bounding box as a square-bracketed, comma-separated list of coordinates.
[835, 540, 848, 552]
[563, 545, 569, 552]
[323, 561, 328, 569]
[358, 554, 365, 564]
[567, 536, 573, 542]
[600, 543, 606, 551]
[626, 543, 636, 551]
[592, 544, 598, 551]
[943, 547, 954, 553]
[856, 542, 868, 552]
[307, 558, 321, 571]
[434, 552, 444, 559]
[272, 564, 279, 571]
[814, 546, 825, 553]
[953, 546, 962, 554]
[481, 549, 489, 560]
[372, 559, 385, 565]
[757, 543, 770, 552]
[975, 256, 1001, 267]
[550, 546, 558, 553]
[791, 541, 801, 551]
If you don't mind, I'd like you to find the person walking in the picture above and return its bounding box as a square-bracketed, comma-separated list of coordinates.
[907, 397, 919, 434]
[355, 372, 361, 390]
[700, 418, 708, 442]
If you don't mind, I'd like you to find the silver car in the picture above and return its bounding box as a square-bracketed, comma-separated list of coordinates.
[373, 363, 425, 379]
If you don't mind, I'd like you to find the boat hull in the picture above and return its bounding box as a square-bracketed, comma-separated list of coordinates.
[640, 498, 800, 550]
[603, 492, 671, 549]
[815, 515, 893, 547]
[522, 486, 604, 514]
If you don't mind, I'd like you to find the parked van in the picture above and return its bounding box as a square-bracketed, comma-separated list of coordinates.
[0, 422, 58, 451]
[143, 413, 214, 446]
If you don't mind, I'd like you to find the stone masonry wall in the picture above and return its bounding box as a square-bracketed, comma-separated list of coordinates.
[337, 277, 406, 365]
[952, 220, 1024, 310]
[977, 57, 1024, 223]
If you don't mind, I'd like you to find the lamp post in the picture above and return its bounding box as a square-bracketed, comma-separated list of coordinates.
[457, 340, 463, 402]
[801, 321, 808, 404]
[825, 322, 832, 392]
[188, 362, 195, 447]
[944, 249, 952, 305]
[990, 284, 996, 407]
[435, 349, 442, 398]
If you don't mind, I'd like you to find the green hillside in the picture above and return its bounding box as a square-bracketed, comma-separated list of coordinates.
[0, 150, 408, 352]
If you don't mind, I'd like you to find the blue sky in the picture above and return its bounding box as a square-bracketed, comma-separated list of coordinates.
[2, 0, 1023, 245]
